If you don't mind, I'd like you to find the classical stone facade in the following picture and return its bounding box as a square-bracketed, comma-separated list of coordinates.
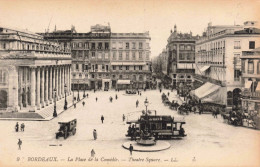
[0, 27, 71, 112]
[166, 25, 198, 90]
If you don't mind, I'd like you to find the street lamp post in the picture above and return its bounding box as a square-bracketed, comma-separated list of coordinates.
[77, 80, 80, 101]
[144, 98, 149, 131]
[53, 88, 57, 117]
[83, 81, 86, 98]
[64, 84, 68, 110]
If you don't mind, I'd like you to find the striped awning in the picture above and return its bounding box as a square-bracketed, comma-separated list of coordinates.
[117, 80, 131, 84]
[194, 82, 220, 100]
[199, 66, 210, 73]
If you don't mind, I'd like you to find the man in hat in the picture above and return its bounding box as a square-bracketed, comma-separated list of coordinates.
[18, 139, 22, 150]
[129, 144, 133, 155]
[93, 129, 97, 140]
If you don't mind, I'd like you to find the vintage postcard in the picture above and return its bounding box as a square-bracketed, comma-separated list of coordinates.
[0, 0, 259, 166]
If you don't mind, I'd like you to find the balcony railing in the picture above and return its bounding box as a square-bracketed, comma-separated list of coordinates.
[242, 91, 260, 99]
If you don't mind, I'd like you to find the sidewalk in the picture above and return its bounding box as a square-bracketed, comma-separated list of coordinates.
[0, 92, 86, 121]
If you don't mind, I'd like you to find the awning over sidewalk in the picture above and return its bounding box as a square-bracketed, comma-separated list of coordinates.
[199, 66, 210, 73]
[245, 80, 252, 89]
[193, 82, 221, 100]
[117, 80, 131, 84]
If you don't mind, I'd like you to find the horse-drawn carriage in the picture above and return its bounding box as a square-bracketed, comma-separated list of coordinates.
[177, 103, 191, 115]
[169, 101, 180, 110]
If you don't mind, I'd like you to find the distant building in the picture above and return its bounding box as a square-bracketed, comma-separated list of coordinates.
[240, 48, 260, 114]
[40, 24, 152, 90]
[166, 25, 198, 90]
[193, 21, 260, 109]
[0, 27, 71, 112]
[152, 49, 167, 75]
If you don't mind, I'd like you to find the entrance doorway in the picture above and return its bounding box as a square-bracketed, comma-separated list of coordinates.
[0, 90, 7, 109]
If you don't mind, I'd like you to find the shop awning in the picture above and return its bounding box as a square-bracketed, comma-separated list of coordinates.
[194, 82, 221, 99]
[117, 80, 131, 84]
[256, 82, 260, 91]
[244, 80, 252, 89]
[199, 66, 210, 73]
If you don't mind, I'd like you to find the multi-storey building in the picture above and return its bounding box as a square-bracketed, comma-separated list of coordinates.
[167, 25, 198, 90]
[110, 32, 151, 90]
[241, 48, 260, 114]
[0, 26, 72, 112]
[41, 24, 152, 90]
[193, 21, 260, 109]
[40, 24, 111, 91]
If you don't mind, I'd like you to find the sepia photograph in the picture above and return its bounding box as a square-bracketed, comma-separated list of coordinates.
[0, 0, 259, 166]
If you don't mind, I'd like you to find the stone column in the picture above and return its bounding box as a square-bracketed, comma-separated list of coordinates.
[245, 59, 248, 74]
[59, 66, 62, 99]
[69, 65, 71, 94]
[55, 67, 58, 98]
[24, 67, 28, 107]
[36, 67, 41, 110]
[45, 67, 49, 106]
[254, 59, 258, 75]
[61, 66, 64, 98]
[49, 67, 53, 104]
[40, 67, 45, 107]
[30, 66, 36, 110]
[19, 67, 23, 109]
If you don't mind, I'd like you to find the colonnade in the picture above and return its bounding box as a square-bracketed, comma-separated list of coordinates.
[19, 65, 71, 110]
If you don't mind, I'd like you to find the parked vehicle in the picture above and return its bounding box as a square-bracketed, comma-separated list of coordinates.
[56, 119, 77, 139]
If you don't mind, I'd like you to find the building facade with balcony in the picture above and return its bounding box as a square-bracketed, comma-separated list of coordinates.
[241, 48, 260, 115]
[41, 24, 152, 90]
[166, 25, 198, 91]
[194, 21, 260, 108]
[110, 32, 152, 90]
[0, 26, 72, 112]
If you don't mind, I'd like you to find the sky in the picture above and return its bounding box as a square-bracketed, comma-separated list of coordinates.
[0, 0, 259, 58]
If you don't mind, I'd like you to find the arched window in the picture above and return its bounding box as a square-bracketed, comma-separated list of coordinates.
[227, 91, 233, 106]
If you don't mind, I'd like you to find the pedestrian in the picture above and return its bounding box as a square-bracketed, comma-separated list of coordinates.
[18, 139, 22, 150]
[74, 103, 76, 108]
[101, 115, 104, 124]
[96, 97, 98, 102]
[129, 144, 133, 155]
[15, 122, 19, 132]
[137, 90, 139, 95]
[87, 93, 89, 98]
[82, 101, 85, 106]
[115, 94, 118, 100]
[21, 123, 25, 131]
[93, 129, 97, 140]
[167, 92, 170, 97]
[91, 149, 95, 157]
[160, 88, 162, 93]
[140, 92, 142, 96]
[136, 100, 139, 108]
[122, 114, 125, 122]
[94, 89, 96, 93]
